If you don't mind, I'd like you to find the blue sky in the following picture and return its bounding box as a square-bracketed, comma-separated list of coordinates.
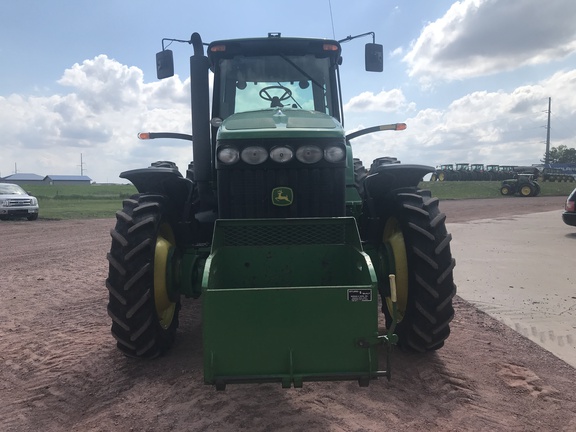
[1, 0, 576, 182]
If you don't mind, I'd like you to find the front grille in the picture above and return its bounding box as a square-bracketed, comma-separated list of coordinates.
[217, 166, 345, 218]
[6, 199, 33, 207]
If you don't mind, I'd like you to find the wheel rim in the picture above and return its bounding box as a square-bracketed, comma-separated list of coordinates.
[154, 223, 177, 329]
[382, 217, 409, 323]
[439, 172, 445, 181]
[520, 185, 532, 196]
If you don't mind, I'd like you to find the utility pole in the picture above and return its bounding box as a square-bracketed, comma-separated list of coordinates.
[545, 97, 551, 166]
[79, 153, 86, 176]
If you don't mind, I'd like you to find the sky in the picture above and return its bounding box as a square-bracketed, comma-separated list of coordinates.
[1, 0, 576, 183]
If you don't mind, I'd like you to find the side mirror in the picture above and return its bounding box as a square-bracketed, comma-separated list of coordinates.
[156, 49, 175, 79]
[365, 43, 383, 72]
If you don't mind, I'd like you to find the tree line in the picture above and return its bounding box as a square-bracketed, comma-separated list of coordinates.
[543, 145, 576, 164]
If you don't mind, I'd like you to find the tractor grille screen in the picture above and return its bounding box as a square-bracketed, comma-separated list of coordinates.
[221, 223, 346, 247]
[217, 166, 345, 219]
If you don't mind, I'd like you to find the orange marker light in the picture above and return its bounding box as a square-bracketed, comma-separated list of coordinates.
[138, 132, 150, 140]
[323, 43, 339, 51]
[210, 44, 226, 53]
[395, 123, 407, 131]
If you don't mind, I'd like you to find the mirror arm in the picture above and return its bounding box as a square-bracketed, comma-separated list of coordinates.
[338, 32, 375, 44]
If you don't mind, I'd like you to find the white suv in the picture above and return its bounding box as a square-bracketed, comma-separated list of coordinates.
[0, 183, 39, 221]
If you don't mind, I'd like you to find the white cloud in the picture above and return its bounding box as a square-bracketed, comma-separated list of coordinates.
[403, 0, 576, 83]
[2, 53, 575, 184]
[344, 88, 415, 113]
[0, 56, 192, 182]
[349, 69, 576, 169]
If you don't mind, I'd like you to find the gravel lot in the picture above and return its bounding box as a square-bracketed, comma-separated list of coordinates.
[1, 196, 575, 432]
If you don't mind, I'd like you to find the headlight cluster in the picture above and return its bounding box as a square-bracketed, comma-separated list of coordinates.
[218, 145, 345, 165]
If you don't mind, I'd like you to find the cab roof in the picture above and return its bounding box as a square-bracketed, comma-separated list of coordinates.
[207, 35, 342, 62]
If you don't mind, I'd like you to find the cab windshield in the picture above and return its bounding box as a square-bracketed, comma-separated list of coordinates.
[215, 54, 337, 119]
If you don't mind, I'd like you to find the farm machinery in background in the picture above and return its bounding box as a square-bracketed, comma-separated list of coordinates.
[431, 164, 575, 182]
[105, 31, 456, 389]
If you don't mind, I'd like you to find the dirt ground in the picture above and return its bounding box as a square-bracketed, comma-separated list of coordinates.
[1, 196, 575, 432]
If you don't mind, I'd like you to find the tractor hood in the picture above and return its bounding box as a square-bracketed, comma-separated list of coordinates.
[216, 109, 345, 140]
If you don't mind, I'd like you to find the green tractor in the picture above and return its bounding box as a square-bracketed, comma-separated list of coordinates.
[500, 174, 541, 197]
[431, 164, 457, 181]
[106, 32, 456, 389]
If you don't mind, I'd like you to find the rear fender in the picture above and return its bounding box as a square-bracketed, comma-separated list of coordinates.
[121, 165, 194, 221]
[364, 164, 433, 201]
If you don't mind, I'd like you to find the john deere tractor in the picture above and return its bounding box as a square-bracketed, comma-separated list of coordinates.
[106, 32, 456, 389]
[500, 174, 541, 197]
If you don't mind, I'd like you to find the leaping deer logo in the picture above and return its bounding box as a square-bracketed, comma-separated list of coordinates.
[272, 187, 293, 206]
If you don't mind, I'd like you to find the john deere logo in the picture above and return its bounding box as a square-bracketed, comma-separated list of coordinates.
[272, 187, 293, 206]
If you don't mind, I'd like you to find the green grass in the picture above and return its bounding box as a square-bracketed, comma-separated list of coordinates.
[21, 180, 575, 220]
[421, 180, 575, 200]
[26, 184, 137, 220]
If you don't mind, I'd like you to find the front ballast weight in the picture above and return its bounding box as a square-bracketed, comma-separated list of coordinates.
[201, 218, 399, 390]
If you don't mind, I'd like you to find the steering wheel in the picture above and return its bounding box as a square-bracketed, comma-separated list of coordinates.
[259, 85, 292, 106]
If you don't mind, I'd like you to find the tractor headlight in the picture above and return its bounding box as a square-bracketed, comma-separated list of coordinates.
[217, 147, 240, 165]
[241, 146, 268, 165]
[324, 146, 345, 163]
[270, 146, 293, 163]
[296, 145, 322, 164]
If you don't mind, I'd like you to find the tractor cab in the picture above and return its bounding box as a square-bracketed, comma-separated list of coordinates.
[207, 35, 343, 121]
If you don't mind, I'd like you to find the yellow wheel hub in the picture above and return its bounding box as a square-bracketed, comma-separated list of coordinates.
[382, 217, 409, 322]
[154, 223, 177, 329]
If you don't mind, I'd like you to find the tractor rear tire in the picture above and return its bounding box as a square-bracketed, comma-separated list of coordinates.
[106, 194, 180, 358]
[376, 189, 456, 352]
[354, 158, 369, 195]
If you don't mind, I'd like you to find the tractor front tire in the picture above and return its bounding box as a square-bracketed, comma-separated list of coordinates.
[519, 184, 534, 197]
[500, 185, 512, 195]
[106, 194, 180, 358]
[376, 189, 456, 352]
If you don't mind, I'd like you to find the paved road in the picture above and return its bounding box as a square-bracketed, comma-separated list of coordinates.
[448, 210, 576, 368]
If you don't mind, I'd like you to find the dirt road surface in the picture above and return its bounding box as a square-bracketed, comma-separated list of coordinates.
[1, 196, 575, 432]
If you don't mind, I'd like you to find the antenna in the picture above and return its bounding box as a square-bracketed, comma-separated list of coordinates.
[328, 0, 336, 39]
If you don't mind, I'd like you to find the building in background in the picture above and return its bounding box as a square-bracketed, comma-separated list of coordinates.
[44, 175, 92, 185]
[0, 173, 93, 186]
[0, 173, 45, 185]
